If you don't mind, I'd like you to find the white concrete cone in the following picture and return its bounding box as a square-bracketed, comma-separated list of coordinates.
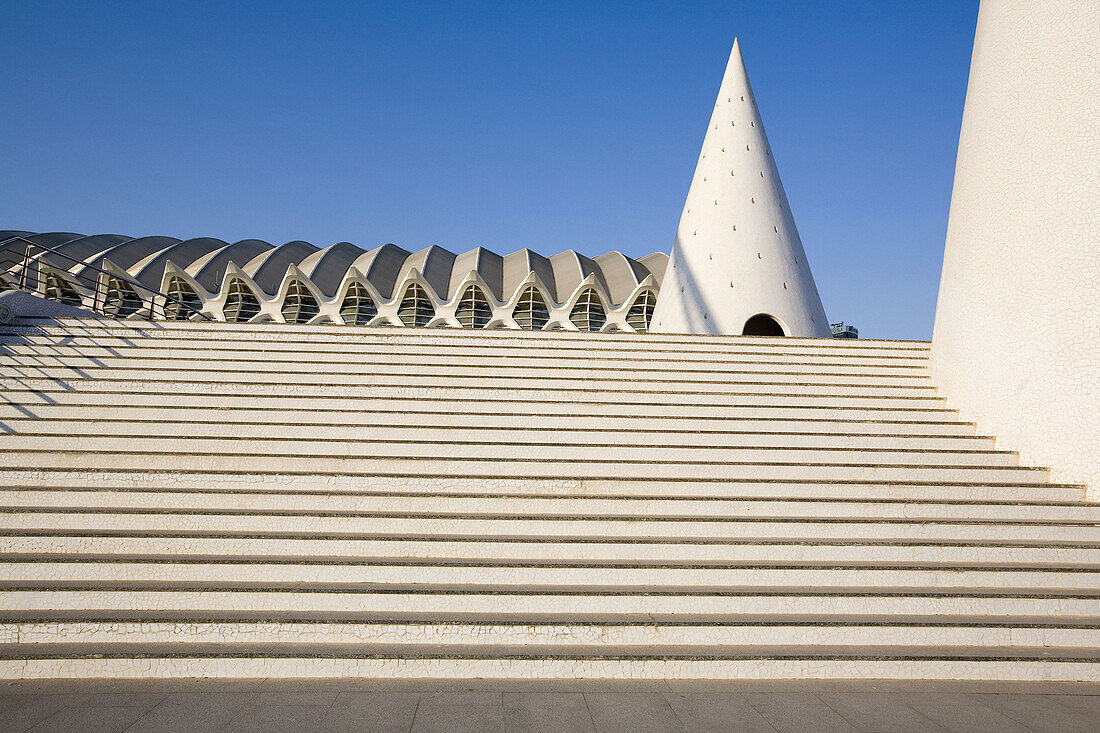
[651, 39, 830, 337]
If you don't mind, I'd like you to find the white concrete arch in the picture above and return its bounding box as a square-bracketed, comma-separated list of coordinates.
[613, 277, 661, 333]
[437, 269, 503, 329]
[387, 269, 444, 328]
[502, 272, 557, 331]
[212, 263, 270, 324]
[331, 269, 386, 326]
[272, 264, 330, 325]
[561, 274, 610, 332]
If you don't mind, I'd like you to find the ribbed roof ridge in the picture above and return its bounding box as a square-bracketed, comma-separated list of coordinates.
[450, 246, 504, 301]
[189, 239, 274, 291]
[244, 241, 320, 294]
[298, 242, 366, 297]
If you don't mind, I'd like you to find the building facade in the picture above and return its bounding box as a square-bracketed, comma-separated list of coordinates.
[0, 232, 667, 332]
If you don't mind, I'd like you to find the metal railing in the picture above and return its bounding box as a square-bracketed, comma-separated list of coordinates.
[0, 235, 211, 321]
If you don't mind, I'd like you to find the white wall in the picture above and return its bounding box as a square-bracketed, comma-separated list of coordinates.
[930, 0, 1100, 498]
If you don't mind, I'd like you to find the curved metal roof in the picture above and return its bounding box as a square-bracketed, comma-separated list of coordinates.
[188, 240, 273, 291]
[8, 230, 669, 308]
[243, 241, 321, 294]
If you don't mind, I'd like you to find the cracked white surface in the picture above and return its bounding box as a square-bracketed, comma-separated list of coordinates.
[6, 590, 1095, 617]
[3, 658, 1099, 682]
[1, 318, 1094, 680]
[4, 622, 1098, 648]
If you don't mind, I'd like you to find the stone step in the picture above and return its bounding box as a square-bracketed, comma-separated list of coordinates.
[0, 366, 936, 393]
[1, 561, 1096, 590]
[0, 413, 980, 436]
[3, 536, 1097, 563]
[0, 318, 1090, 682]
[0, 342, 933, 370]
[0, 472, 1074, 502]
[10, 489, 1095, 521]
[4, 619, 1099, 648]
[0, 391, 959, 419]
[3, 509, 1093, 541]
[0, 435, 1016, 466]
[0, 452, 1041, 482]
[4, 327, 878, 355]
[5, 586, 1095, 617]
[13, 608, 1094, 624]
[0, 358, 930, 386]
[3, 647, 1096, 682]
[0, 333, 931, 358]
[0, 381, 948, 408]
[1, 319, 931, 352]
[0, 423, 998, 451]
[0, 341, 930, 365]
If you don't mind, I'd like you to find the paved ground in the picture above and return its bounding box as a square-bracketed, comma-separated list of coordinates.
[1, 680, 1098, 732]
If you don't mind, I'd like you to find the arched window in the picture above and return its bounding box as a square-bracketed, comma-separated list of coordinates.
[397, 282, 434, 327]
[45, 273, 83, 307]
[100, 276, 143, 318]
[512, 286, 549, 330]
[569, 288, 606, 331]
[455, 285, 492, 328]
[626, 290, 657, 333]
[224, 278, 261, 323]
[340, 281, 377, 325]
[164, 277, 202, 320]
[742, 313, 785, 336]
[281, 279, 319, 324]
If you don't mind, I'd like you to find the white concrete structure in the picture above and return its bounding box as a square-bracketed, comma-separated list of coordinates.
[2, 17, 1098, 681]
[0, 231, 667, 332]
[930, 0, 1100, 499]
[651, 40, 830, 338]
[0, 318, 1097, 680]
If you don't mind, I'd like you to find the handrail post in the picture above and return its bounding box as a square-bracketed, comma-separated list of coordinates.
[18, 244, 31, 291]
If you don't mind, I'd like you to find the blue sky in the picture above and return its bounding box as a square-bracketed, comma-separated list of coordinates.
[0, 1, 979, 339]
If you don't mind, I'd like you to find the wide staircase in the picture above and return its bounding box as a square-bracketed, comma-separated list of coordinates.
[0, 318, 1096, 681]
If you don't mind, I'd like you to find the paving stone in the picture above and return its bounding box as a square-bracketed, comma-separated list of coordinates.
[75, 692, 168, 708]
[123, 692, 254, 733]
[219, 703, 330, 733]
[1, 686, 1100, 732]
[744, 693, 859, 733]
[904, 703, 1035, 733]
[1047, 694, 1100, 716]
[316, 692, 420, 733]
[0, 694, 88, 733]
[886, 691, 981, 707]
[24, 705, 147, 733]
[817, 692, 947, 733]
[411, 691, 504, 733]
[501, 692, 597, 733]
[232, 691, 339, 708]
[663, 692, 776, 732]
[584, 692, 685, 733]
[974, 693, 1098, 733]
